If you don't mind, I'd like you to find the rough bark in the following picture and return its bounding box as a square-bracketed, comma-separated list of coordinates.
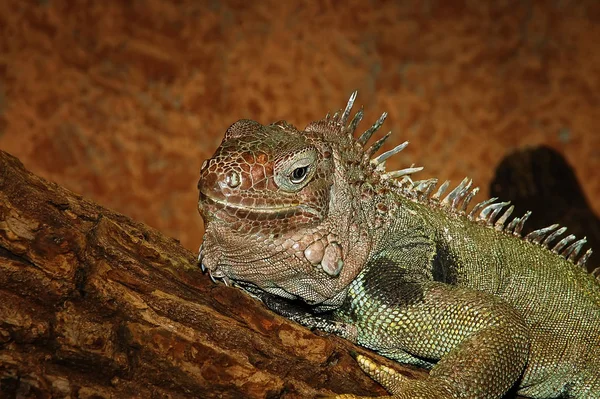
[0, 150, 429, 398]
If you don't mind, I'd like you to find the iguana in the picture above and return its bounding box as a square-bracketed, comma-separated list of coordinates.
[197, 92, 600, 398]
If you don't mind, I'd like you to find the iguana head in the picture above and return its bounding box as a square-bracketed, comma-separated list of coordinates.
[197, 93, 410, 306]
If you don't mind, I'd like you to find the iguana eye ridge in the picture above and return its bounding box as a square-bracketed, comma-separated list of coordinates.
[290, 166, 309, 184]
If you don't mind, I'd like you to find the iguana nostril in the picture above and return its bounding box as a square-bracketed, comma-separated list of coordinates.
[226, 171, 241, 188]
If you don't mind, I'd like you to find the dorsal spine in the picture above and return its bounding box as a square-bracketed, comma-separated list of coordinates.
[325, 92, 595, 271]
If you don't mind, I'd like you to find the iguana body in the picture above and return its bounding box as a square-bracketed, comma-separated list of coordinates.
[197, 93, 600, 398]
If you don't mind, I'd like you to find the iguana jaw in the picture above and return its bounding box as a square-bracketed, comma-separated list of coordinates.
[198, 221, 356, 306]
[201, 193, 298, 213]
[198, 191, 323, 229]
[199, 190, 312, 215]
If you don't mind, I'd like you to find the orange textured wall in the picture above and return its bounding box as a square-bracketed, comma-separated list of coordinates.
[1, 0, 598, 251]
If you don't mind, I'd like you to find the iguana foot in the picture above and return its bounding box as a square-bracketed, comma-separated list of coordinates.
[329, 354, 455, 399]
[353, 354, 409, 396]
[330, 354, 409, 398]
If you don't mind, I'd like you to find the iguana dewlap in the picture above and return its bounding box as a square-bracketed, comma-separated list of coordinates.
[197, 93, 600, 398]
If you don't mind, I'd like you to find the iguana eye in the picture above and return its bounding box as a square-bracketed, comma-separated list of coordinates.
[274, 148, 318, 192]
[290, 166, 309, 184]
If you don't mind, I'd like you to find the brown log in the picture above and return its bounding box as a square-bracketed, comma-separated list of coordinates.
[0, 150, 431, 398]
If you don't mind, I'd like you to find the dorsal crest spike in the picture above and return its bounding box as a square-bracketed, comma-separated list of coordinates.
[460, 187, 479, 213]
[384, 166, 423, 180]
[513, 211, 531, 236]
[494, 205, 514, 231]
[414, 178, 439, 200]
[526, 224, 560, 245]
[431, 180, 451, 201]
[487, 205, 506, 225]
[577, 248, 592, 267]
[542, 226, 567, 247]
[478, 202, 510, 225]
[357, 112, 387, 145]
[552, 234, 576, 253]
[365, 132, 392, 158]
[414, 178, 437, 190]
[468, 197, 497, 220]
[451, 179, 473, 209]
[348, 106, 364, 135]
[505, 216, 521, 233]
[441, 178, 471, 209]
[371, 141, 409, 166]
[563, 237, 587, 261]
[339, 91, 358, 127]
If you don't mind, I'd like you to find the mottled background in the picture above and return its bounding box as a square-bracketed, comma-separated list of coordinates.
[0, 0, 598, 251]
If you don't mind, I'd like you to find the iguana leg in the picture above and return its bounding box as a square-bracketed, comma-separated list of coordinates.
[335, 281, 531, 399]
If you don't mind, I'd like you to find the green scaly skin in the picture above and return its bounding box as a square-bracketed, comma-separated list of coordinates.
[197, 93, 600, 398]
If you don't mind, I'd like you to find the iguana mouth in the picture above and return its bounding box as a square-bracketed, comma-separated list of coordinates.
[199, 191, 301, 213]
[197, 244, 233, 286]
[199, 191, 323, 221]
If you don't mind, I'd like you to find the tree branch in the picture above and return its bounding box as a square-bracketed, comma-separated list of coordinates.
[0, 150, 429, 398]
